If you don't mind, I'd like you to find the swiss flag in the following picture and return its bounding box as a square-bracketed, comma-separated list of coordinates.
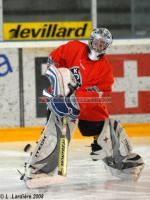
[106, 54, 150, 115]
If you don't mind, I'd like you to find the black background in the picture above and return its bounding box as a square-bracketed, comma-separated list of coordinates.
[35, 57, 49, 118]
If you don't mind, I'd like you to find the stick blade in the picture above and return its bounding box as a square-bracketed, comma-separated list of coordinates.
[25, 175, 66, 189]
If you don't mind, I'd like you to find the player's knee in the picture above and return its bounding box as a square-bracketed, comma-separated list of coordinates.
[78, 120, 104, 136]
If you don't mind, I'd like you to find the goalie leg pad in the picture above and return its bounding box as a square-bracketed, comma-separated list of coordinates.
[90, 118, 144, 180]
[24, 112, 77, 180]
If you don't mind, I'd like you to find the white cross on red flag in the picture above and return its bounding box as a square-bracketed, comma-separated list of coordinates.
[107, 54, 150, 120]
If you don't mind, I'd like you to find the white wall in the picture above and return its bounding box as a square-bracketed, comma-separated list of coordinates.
[0, 48, 20, 126]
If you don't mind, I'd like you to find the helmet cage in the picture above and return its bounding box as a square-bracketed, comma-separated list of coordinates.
[88, 28, 112, 55]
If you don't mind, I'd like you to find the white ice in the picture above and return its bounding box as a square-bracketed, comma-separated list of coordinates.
[0, 138, 150, 200]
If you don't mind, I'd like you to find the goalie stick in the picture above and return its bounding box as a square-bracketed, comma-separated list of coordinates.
[56, 83, 78, 176]
[43, 89, 70, 176]
[58, 117, 69, 176]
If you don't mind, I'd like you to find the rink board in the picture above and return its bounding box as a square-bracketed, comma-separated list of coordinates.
[0, 39, 150, 129]
[0, 123, 150, 142]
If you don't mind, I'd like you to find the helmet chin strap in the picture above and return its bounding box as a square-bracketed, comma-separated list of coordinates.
[88, 49, 105, 61]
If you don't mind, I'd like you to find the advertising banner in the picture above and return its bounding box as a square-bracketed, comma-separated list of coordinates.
[3, 21, 92, 41]
[107, 54, 150, 122]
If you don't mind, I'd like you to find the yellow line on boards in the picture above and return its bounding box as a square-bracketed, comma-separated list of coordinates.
[0, 123, 150, 142]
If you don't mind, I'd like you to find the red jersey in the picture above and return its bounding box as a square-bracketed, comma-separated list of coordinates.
[50, 40, 114, 121]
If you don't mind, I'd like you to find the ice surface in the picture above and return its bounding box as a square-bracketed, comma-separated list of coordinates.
[0, 138, 150, 200]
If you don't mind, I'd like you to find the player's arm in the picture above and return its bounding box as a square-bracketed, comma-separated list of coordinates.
[45, 43, 69, 95]
[47, 41, 76, 69]
[75, 76, 114, 105]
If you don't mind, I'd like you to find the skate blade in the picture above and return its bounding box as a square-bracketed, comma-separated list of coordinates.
[25, 175, 66, 189]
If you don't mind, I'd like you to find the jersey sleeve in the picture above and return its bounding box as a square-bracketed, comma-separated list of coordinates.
[76, 59, 114, 97]
[50, 44, 67, 67]
[98, 63, 114, 93]
[49, 41, 76, 68]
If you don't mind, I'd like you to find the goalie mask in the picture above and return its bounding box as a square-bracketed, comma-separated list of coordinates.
[88, 28, 113, 61]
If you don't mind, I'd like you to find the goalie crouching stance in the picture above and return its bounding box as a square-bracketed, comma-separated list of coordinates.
[22, 28, 144, 184]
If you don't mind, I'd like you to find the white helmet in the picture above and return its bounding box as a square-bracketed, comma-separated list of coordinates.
[88, 28, 113, 61]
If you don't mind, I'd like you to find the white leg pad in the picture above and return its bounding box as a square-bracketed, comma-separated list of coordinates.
[24, 112, 77, 180]
[91, 118, 144, 181]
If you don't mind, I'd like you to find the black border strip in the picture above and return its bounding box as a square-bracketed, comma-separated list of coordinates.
[18, 48, 25, 127]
